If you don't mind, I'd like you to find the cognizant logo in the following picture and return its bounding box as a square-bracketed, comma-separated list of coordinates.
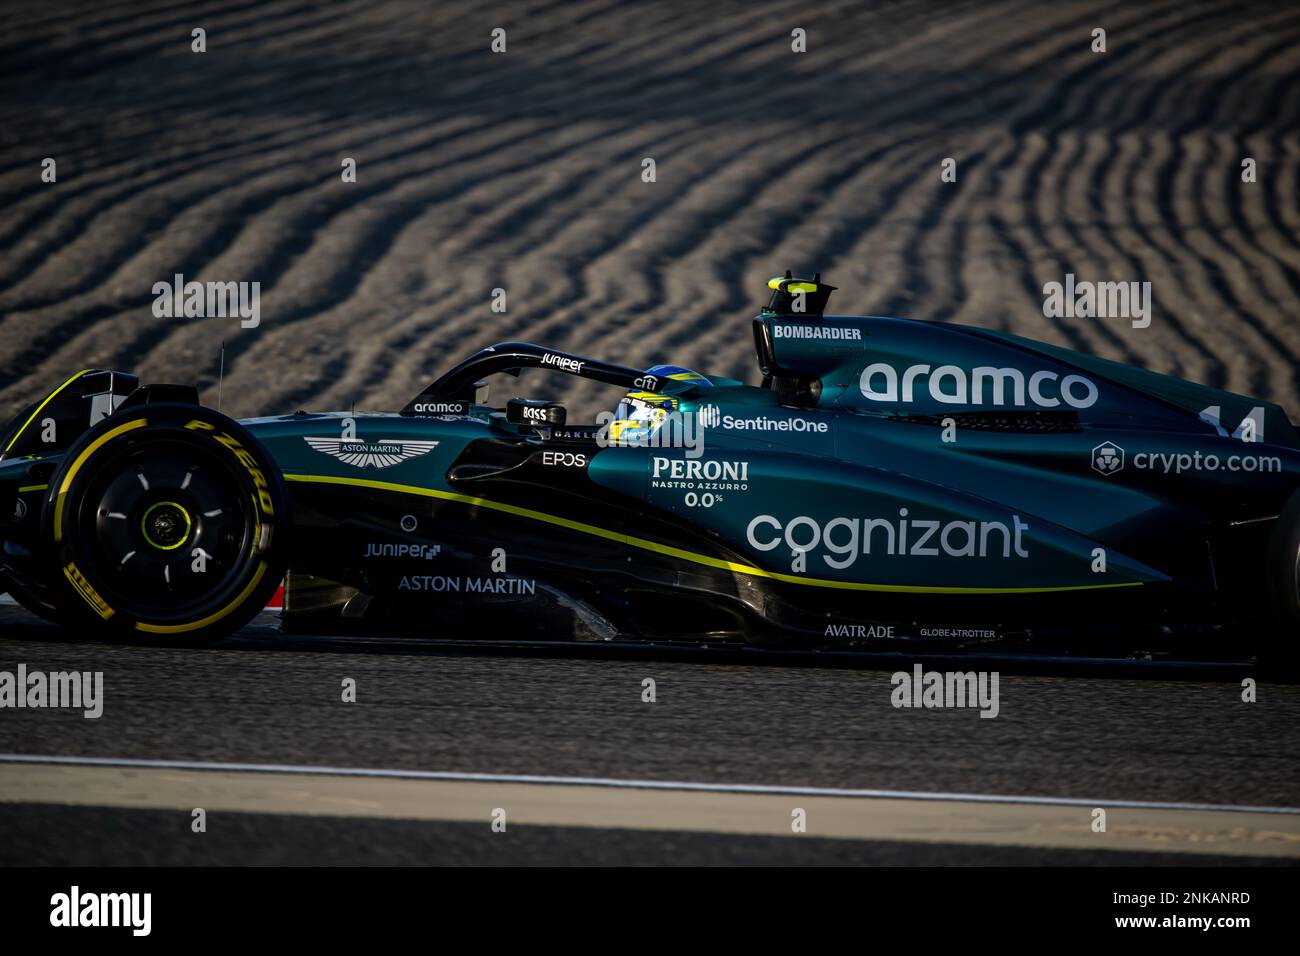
[859, 363, 1099, 409]
[747, 510, 1030, 570]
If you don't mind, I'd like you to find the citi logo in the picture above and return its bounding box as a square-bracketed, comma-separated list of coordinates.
[1092, 442, 1124, 475]
[859, 363, 1099, 409]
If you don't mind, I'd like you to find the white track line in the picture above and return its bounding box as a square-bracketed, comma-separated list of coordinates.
[1, 753, 1295, 815]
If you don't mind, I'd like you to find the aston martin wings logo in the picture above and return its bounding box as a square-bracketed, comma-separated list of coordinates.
[304, 437, 439, 469]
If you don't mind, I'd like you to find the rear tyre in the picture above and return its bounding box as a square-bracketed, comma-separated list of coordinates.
[41, 403, 289, 645]
[1265, 486, 1300, 665]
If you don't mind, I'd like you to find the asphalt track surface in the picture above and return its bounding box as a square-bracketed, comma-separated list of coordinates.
[1, 607, 1298, 865]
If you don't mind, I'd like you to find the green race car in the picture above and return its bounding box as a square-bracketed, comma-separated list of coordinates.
[3, 274, 1300, 657]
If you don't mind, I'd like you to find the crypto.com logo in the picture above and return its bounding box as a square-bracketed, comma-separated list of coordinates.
[1092, 442, 1125, 476]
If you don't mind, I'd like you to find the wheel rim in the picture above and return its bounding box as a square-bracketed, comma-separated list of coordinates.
[64, 436, 261, 622]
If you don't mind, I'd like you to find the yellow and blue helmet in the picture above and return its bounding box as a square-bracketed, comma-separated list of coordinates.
[609, 365, 712, 444]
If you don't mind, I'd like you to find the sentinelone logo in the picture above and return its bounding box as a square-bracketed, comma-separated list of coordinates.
[50, 886, 150, 936]
[0, 665, 102, 718]
[697, 405, 829, 433]
[1091, 442, 1281, 476]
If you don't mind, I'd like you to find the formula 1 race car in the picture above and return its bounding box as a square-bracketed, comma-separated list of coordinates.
[3, 274, 1300, 658]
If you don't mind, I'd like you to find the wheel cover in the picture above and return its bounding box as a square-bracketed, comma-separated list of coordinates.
[139, 500, 192, 551]
[64, 435, 261, 622]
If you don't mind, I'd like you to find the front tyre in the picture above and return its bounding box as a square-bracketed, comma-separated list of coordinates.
[41, 403, 289, 644]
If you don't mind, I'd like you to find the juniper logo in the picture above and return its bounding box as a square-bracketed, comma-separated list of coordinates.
[0, 665, 103, 718]
[304, 437, 438, 469]
[365, 542, 440, 559]
[50, 886, 151, 936]
[1092, 442, 1125, 475]
[541, 352, 584, 373]
[152, 273, 260, 328]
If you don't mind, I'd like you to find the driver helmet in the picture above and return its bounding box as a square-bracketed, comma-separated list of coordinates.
[609, 365, 712, 445]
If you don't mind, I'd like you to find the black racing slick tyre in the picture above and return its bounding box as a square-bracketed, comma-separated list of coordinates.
[40, 403, 289, 645]
[1266, 486, 1300, 664]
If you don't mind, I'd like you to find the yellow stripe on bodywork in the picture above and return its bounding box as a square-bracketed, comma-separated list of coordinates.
[284, 473, 1143, 595]
[53, 418, 148, 541]
[1, 370, 94, 457]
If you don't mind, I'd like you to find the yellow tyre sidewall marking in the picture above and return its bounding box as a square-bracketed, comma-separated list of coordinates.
[53, 418, 148, 542]
[134, 561, 268, 634]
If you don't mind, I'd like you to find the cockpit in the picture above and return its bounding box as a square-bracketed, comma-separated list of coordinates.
[400, 343, 718, 445]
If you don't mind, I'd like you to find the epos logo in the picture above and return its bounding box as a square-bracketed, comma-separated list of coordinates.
[1092, 442, 1125, 475]
[541, 451, 587, 467]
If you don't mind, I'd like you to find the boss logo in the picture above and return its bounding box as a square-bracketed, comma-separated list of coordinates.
[522, 406, 549, 422]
